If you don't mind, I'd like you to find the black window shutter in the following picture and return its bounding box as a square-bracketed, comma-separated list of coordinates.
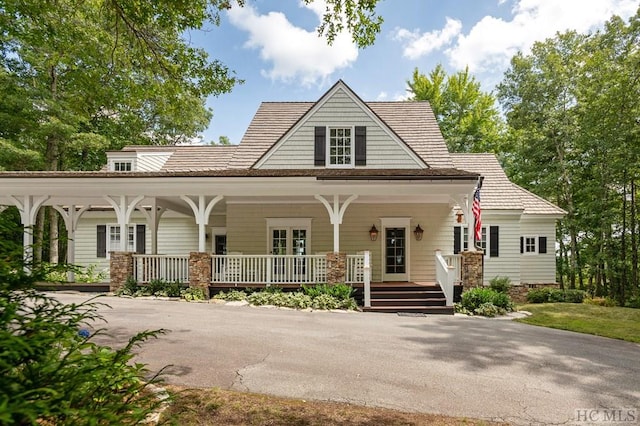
[97, 225, 106, 258]
[314, 126, 326, 166]
[136, 224, 146, 254]
[520, 237, 524, 254]
[355, 126, 366, 166]
[539, 236, 547, 254]
[489, 226, 499, 257]
[453, 226, 461, 254]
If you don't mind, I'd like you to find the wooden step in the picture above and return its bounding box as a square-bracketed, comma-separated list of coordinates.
[370, 290, 444, 299]
[363, 306, 454, 315]
[371, 298, 446, 307]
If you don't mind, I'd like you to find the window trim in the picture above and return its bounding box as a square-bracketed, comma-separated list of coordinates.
[522, 235, 538, 255]
[454, 225, 491, 256]
[265, 218, 312, 255]
[106, 224, 137, 255]
[112, 160, 134, 172]
[326, 126, 355, 168]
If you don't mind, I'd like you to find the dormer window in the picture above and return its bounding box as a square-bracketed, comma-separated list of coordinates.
[113, 161, 133, 172]
[328, 127, 353, 167]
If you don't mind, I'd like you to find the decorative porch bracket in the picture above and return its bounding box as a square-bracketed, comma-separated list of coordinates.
[9, 195, 50, 271]
[314, 194, 358, 252]
[135, 198, 166, 255]
[180, 195, 223, 252]
[52, 205, 90, 281]
[104, 195, 145, 252]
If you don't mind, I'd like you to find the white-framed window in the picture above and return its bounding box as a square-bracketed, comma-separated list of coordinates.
[454, 225, 500, 257]
[108, 225, 136, 252]
[461, 226, 487, 253]
[265, 218, 312, 255]
[113, 161, 133, 171]
[327, 127, 353, 167]
[523, 235, 537, 254]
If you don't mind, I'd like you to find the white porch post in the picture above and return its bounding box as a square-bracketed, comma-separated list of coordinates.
[363, 250, 371, 308]
[453, 189, 477, 252]
[136, 198, 165, 255]
[314, 194, 358, 252]
[53, 205, 89, 281]
[181, 195, 223, 252]
[104, 195, 144, 252]
[9, 195, 49, 270]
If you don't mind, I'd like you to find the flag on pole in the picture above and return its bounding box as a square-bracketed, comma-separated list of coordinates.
[472, 187, 482, 245]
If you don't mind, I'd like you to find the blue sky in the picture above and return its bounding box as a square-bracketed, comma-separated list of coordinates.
[186, 0, 639, 144]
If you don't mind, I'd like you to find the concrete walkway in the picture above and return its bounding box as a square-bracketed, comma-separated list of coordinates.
[51, 293, 640, 425]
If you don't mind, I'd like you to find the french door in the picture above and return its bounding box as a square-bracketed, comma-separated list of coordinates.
[383, 227, 408, 281]
[270, 227, 308, 280]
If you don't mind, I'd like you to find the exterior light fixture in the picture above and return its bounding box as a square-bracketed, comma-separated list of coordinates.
[456, 210, 464, 223]
[369, 225, 379, 241]
[414, 224, 424, 241]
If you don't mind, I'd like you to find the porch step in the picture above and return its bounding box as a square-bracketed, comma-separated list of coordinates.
[363, 306, 454, 315]
[366, 283, 452, 315]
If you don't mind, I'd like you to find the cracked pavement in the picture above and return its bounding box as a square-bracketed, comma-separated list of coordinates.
[51, 293, 640, 425]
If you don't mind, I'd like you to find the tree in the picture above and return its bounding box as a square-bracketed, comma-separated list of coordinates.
[0, 0, 384, 263]
[217, 135, 231, 145]
[407, 65, 504, 153]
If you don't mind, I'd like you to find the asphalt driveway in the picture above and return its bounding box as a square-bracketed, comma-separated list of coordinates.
[50, 293, 640, 425]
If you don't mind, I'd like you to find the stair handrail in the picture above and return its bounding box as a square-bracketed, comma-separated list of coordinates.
[363, 251, 371, 308]
[435, 250, 454, 306]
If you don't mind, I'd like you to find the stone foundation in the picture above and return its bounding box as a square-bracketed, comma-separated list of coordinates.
[461, 250, 483, 290]
[508, 283, 561, 303]
[109, 251, 133, 292]
[326, 252, 346, 284]
[189, 252, 212, 298]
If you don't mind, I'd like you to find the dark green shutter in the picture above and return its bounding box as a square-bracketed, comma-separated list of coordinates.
[97, 225, 106, 258]
[314, 126, 326, 166]
[520, 237, 524, 254]
[136, 224, 146, 254]
[489, 226, 499, 257]
[355, 126, 366, 166]
[453, 227, 461, 254]
[539, 236, 547, 254]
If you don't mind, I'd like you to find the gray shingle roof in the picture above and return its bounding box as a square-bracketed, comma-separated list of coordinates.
[450, 153, 565, 215]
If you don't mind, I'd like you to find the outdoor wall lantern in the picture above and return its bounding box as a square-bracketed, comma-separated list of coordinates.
[456, 210, 464, 223]
[414, 224, 424, 241]
[369, 225, 379, 241]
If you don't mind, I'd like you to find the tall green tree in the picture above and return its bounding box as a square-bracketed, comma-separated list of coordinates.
[407, 65, 504, 153]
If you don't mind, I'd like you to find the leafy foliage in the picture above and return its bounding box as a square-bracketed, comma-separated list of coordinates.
[181, 287, 207, 302]
[459, 287, 514, 316]
[115, 278, 185, 298]
[215, 284, 357, 310]
[489, 276, 511, 294]
[526, 288, 586, 304]
[0, 286, 166, 424]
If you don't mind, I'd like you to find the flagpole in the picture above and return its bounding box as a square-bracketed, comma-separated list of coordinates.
[472, 177, 484, 252]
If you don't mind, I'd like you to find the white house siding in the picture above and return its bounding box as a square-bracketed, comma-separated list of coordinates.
[519, 216, 558, 283]
[226, 202, 452, 282]
[258, 88, 422, 169]
[136, 153, 172, 171]
[481, 213, 522, 285]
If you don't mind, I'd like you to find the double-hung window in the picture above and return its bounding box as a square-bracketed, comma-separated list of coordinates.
[113, 161, 133, 171]
[109, 225, 136, 252]
[328, 127, 353, 167]
[454, 225, 499, 257]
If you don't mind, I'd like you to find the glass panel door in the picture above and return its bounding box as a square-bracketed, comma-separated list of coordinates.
[292, 229, 307, 277]
[383, 227, 408, 281]
[271, 229, 287, 279]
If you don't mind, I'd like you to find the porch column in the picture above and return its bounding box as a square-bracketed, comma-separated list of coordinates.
[453, 187, 478, 252]
[136, 198, 165, 254]
[104, 195, 145, 252]
[9, 195, 49, 270]
[189, 251, 211, 298]
[110, 251, 133, 292]
[461, 250, 483, 290]
[326, 252, 346, 284]
[181, 195, 223, 252]
[314, 194, 358, 252]
[52, 205, 90, 281]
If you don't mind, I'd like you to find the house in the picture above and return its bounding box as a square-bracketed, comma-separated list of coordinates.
[0, 80, 565, 312]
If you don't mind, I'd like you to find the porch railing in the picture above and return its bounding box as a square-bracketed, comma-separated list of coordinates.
[210, 253, 368, 286]
[442, 254, 462, 284]
[435, 250, 455, 306]
[133, 254, 189, 284]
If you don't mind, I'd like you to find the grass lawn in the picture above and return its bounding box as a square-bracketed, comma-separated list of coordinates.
[516, 303, 640, 343]
[161, 386, 504, 425]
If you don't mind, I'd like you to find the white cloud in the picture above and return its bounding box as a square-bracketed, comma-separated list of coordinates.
[446, 0, 638, 72]
[393, 17, 462, 60]
[227, 1, 358, 86]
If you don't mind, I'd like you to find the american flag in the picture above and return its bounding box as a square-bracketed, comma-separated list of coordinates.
[472, 188, 482, 244]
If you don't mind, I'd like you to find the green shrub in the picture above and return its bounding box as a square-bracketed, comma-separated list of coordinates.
[474, 302, 505, 317]
[526, 288, 551, 303]
[489, 276, 511, 294]
[563, 289, 586, 303]
[247, 291, 272, 306]
[213, 289, 247, 301]
[585, 297, 618, 307]
[548, 289, 565, 303]
[311, 293, 340, 310]
[115, 276, 139, 296]
[0, 286, 165, 424]
[460, 287, 513, 316]
[181, 287, 206, 301]
[302, 283, 354, 301]
[624, 296, 640, 309]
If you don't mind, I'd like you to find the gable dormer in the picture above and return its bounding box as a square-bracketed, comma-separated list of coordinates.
[106, 147, 173, 172]
[254, 81, 427, 170]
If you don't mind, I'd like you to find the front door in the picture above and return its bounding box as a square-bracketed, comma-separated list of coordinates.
[383, 227, 408, 281]
[270, 228, 308, 280]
